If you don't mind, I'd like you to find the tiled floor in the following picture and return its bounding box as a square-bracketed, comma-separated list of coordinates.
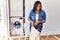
[9, 35, 60, 40]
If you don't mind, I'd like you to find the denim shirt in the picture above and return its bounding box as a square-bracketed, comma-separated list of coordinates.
[28, 9, 46, 32]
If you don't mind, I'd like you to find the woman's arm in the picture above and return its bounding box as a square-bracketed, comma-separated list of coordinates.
[34, 11, 46, 26]
[28, 19, 33, 23]
[34, 20, 44, 26]
[38, 20, 44, 24]
[28, 19, 35, 27]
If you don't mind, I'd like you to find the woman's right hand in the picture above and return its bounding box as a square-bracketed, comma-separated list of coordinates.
[31, 22, 35, 27]
[28, 19, 34, 27]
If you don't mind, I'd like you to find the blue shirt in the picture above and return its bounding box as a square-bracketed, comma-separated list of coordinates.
[28, 9, 46, 32]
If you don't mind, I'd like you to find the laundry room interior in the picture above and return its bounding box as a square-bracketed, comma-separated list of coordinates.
[0, 0, 60, 40]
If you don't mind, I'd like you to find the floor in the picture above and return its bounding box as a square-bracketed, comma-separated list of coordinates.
[9, 35, 60, 40]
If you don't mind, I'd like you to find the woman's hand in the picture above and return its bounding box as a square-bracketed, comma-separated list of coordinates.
[31, 22, 35, 27]
[34, 21, 39, 26]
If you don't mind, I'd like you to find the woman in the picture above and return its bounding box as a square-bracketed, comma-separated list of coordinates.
[28, 1, 46, 40]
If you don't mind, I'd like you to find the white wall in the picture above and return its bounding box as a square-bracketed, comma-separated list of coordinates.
[0, 0, 8, 40]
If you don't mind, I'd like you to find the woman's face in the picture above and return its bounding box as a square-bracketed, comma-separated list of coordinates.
[36, 4, 41, 11]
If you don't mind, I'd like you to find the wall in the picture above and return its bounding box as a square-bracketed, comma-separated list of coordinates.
[0, 0, 8, 40]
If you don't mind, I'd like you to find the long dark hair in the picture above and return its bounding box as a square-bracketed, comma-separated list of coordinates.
[33, 1, 42, 12]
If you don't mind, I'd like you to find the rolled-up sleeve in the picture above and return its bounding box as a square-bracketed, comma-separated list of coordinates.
[28, 11, 32, 20]
[42, 11, 46, 23]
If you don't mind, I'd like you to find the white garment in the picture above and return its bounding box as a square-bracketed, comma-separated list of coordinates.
[30, 14, 40, 40]
[36, 14, 39, 21]
[30, 27, 40, 40]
